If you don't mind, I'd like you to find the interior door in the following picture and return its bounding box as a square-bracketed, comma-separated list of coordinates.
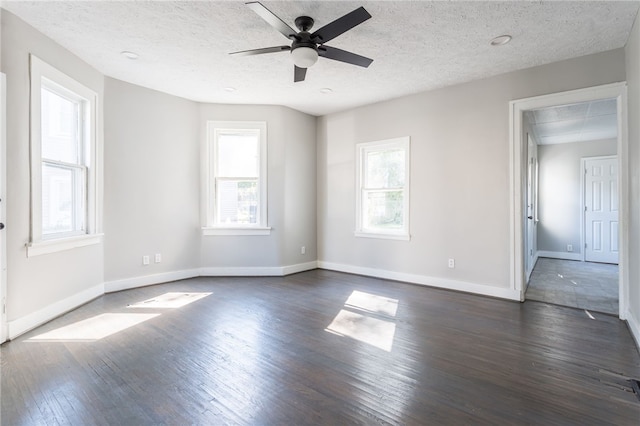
[525, 134, 537, 281]
[1, 72, 6, 343]
[584, 156, 618, 264]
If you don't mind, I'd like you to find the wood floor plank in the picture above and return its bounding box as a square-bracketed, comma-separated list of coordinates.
[2, 269, 639, 425]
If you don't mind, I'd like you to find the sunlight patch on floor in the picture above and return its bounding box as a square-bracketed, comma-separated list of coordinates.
[326, 309, 396, 351]
[26, 313, 159, 342]
[326, 290, 399, 352]
[127, 292, 212, 309]
[345, 290, 398, 316]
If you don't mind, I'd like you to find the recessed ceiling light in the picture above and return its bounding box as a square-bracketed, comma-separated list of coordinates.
[320, 88, 333, 94]
[224, 87, 236, 92]
[490, 35, 512, 46]
[121, 51, 139, 60]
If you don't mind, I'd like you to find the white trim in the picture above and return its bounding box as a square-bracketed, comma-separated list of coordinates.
[0, 73, 6, 343]
[29, 54, 101, 251]
[509, 82, 629, 313]
[7, 283, 104, 340]
[204, 121, 268, 230]
[318, 261, 521, 301]
[625, 308, 640, 351]
[202, 226, 272, 236]
[536, 251, 582, 261]
[281, 261, 318, 275]
[200, 261, 317, 277]
[26, 233, 103, 257]
[354, 231, 410, 241]
[104, 269, 200, 293]
[355, 136, 410, 240]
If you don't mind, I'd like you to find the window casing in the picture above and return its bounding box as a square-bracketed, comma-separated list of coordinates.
[355, 137, 410, 240]
[203, 121, 269, 235]
[28, 55, 101, 256]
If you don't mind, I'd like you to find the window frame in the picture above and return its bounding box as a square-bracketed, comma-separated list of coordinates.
[355, 137, 410, 241]
[28, 55, 102, 257]
[202, 121, 270, 236]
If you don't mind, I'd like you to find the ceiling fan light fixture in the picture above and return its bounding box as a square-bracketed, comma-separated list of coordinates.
[291, 47, 318, 69]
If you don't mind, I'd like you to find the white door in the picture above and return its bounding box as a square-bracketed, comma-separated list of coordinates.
[0, 72, 6, 343]
[525, 135, 537, 281]
[584, 156, 618, 264]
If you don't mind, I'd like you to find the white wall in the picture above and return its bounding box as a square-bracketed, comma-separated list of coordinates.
[198, 104, 317, 271]
[1, 11, 317, 335]
[1, 11, 105, 324]
[537, 139, 617, 256]
[103, 78, 200, 283]
[317, 49, 626, 297]
[625, 11, 640, 345]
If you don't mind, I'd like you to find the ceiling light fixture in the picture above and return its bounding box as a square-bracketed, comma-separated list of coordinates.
[490, 35, 512, 46]
[320, 88, 333, 94]
[291, 47, 319, 69]
[224, 87, 236, 92]
[121, 51, 139, 60]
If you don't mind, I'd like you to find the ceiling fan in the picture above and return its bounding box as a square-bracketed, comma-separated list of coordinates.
[230, 2, 373, 82]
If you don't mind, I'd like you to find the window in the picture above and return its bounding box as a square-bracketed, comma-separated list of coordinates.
[28, 55, 101, 256]
[355, 137, 410, 240]
[203, 121, 269, 235]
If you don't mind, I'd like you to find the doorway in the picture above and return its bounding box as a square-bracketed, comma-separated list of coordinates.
[509, 83, 628, 319]
[522, 100, 620, 314]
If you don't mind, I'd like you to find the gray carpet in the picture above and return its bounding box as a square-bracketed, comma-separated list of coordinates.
[526, 257, 618, 315]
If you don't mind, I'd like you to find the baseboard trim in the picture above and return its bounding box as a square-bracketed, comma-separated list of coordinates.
[317, 261, 521, 301]
[200, 261, 318, 277]
[9, 260, 525, 340]
[537, 251, 582, 261]
[625, 308, 640, 352]
[104, 269, 200, 293]
[8, 283, 104, 340]
[282, 261, 318, 275]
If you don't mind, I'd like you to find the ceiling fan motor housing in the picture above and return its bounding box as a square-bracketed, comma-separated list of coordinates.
[231, 3, 373, 82]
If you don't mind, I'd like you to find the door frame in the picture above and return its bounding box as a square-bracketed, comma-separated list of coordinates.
[581, 155, 619, 264]
[509, 82, 628, 319]
[1, 72, 7, 343]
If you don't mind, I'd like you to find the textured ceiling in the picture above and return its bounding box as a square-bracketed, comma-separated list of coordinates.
[527, 99, 618, 145]
[2, 1, 639, 116]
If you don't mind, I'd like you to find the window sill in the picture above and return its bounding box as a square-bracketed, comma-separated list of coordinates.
[354, 231, 410, 241]
[202, 227, 272, 236]
[27, 233, 103, 257]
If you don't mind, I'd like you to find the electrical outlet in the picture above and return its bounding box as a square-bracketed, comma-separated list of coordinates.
[567, 244, 573, 252]
[155, 253, 162, 263]
[301, 246, 306, 255]
[142, 255, 150, 266]
[448, 258, 455, 268]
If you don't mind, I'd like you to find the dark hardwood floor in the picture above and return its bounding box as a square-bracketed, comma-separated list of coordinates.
[2, 269, 639, 425]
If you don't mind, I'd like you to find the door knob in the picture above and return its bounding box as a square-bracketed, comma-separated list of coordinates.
[0, 223, 4, 230]
[527, 216, 533, 220]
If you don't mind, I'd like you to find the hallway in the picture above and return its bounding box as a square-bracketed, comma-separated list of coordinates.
[526, 258, 618, 315]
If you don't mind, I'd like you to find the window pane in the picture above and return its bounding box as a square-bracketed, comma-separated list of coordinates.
[42, 163, 79, 235]
[364, 190, 404, 230]
[41, 86, 80, 163]
[217, 180, 258, 225]
[217, 132, 259, 177]
[366, 149, 405, 188]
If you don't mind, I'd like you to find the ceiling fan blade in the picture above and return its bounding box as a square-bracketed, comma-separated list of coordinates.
[311, 7, 371, 44]
[318, 45, 373, 68]
[229, 46, 291, 56]
[246, 2, 297, 40]
[294, 66, 307, 82]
